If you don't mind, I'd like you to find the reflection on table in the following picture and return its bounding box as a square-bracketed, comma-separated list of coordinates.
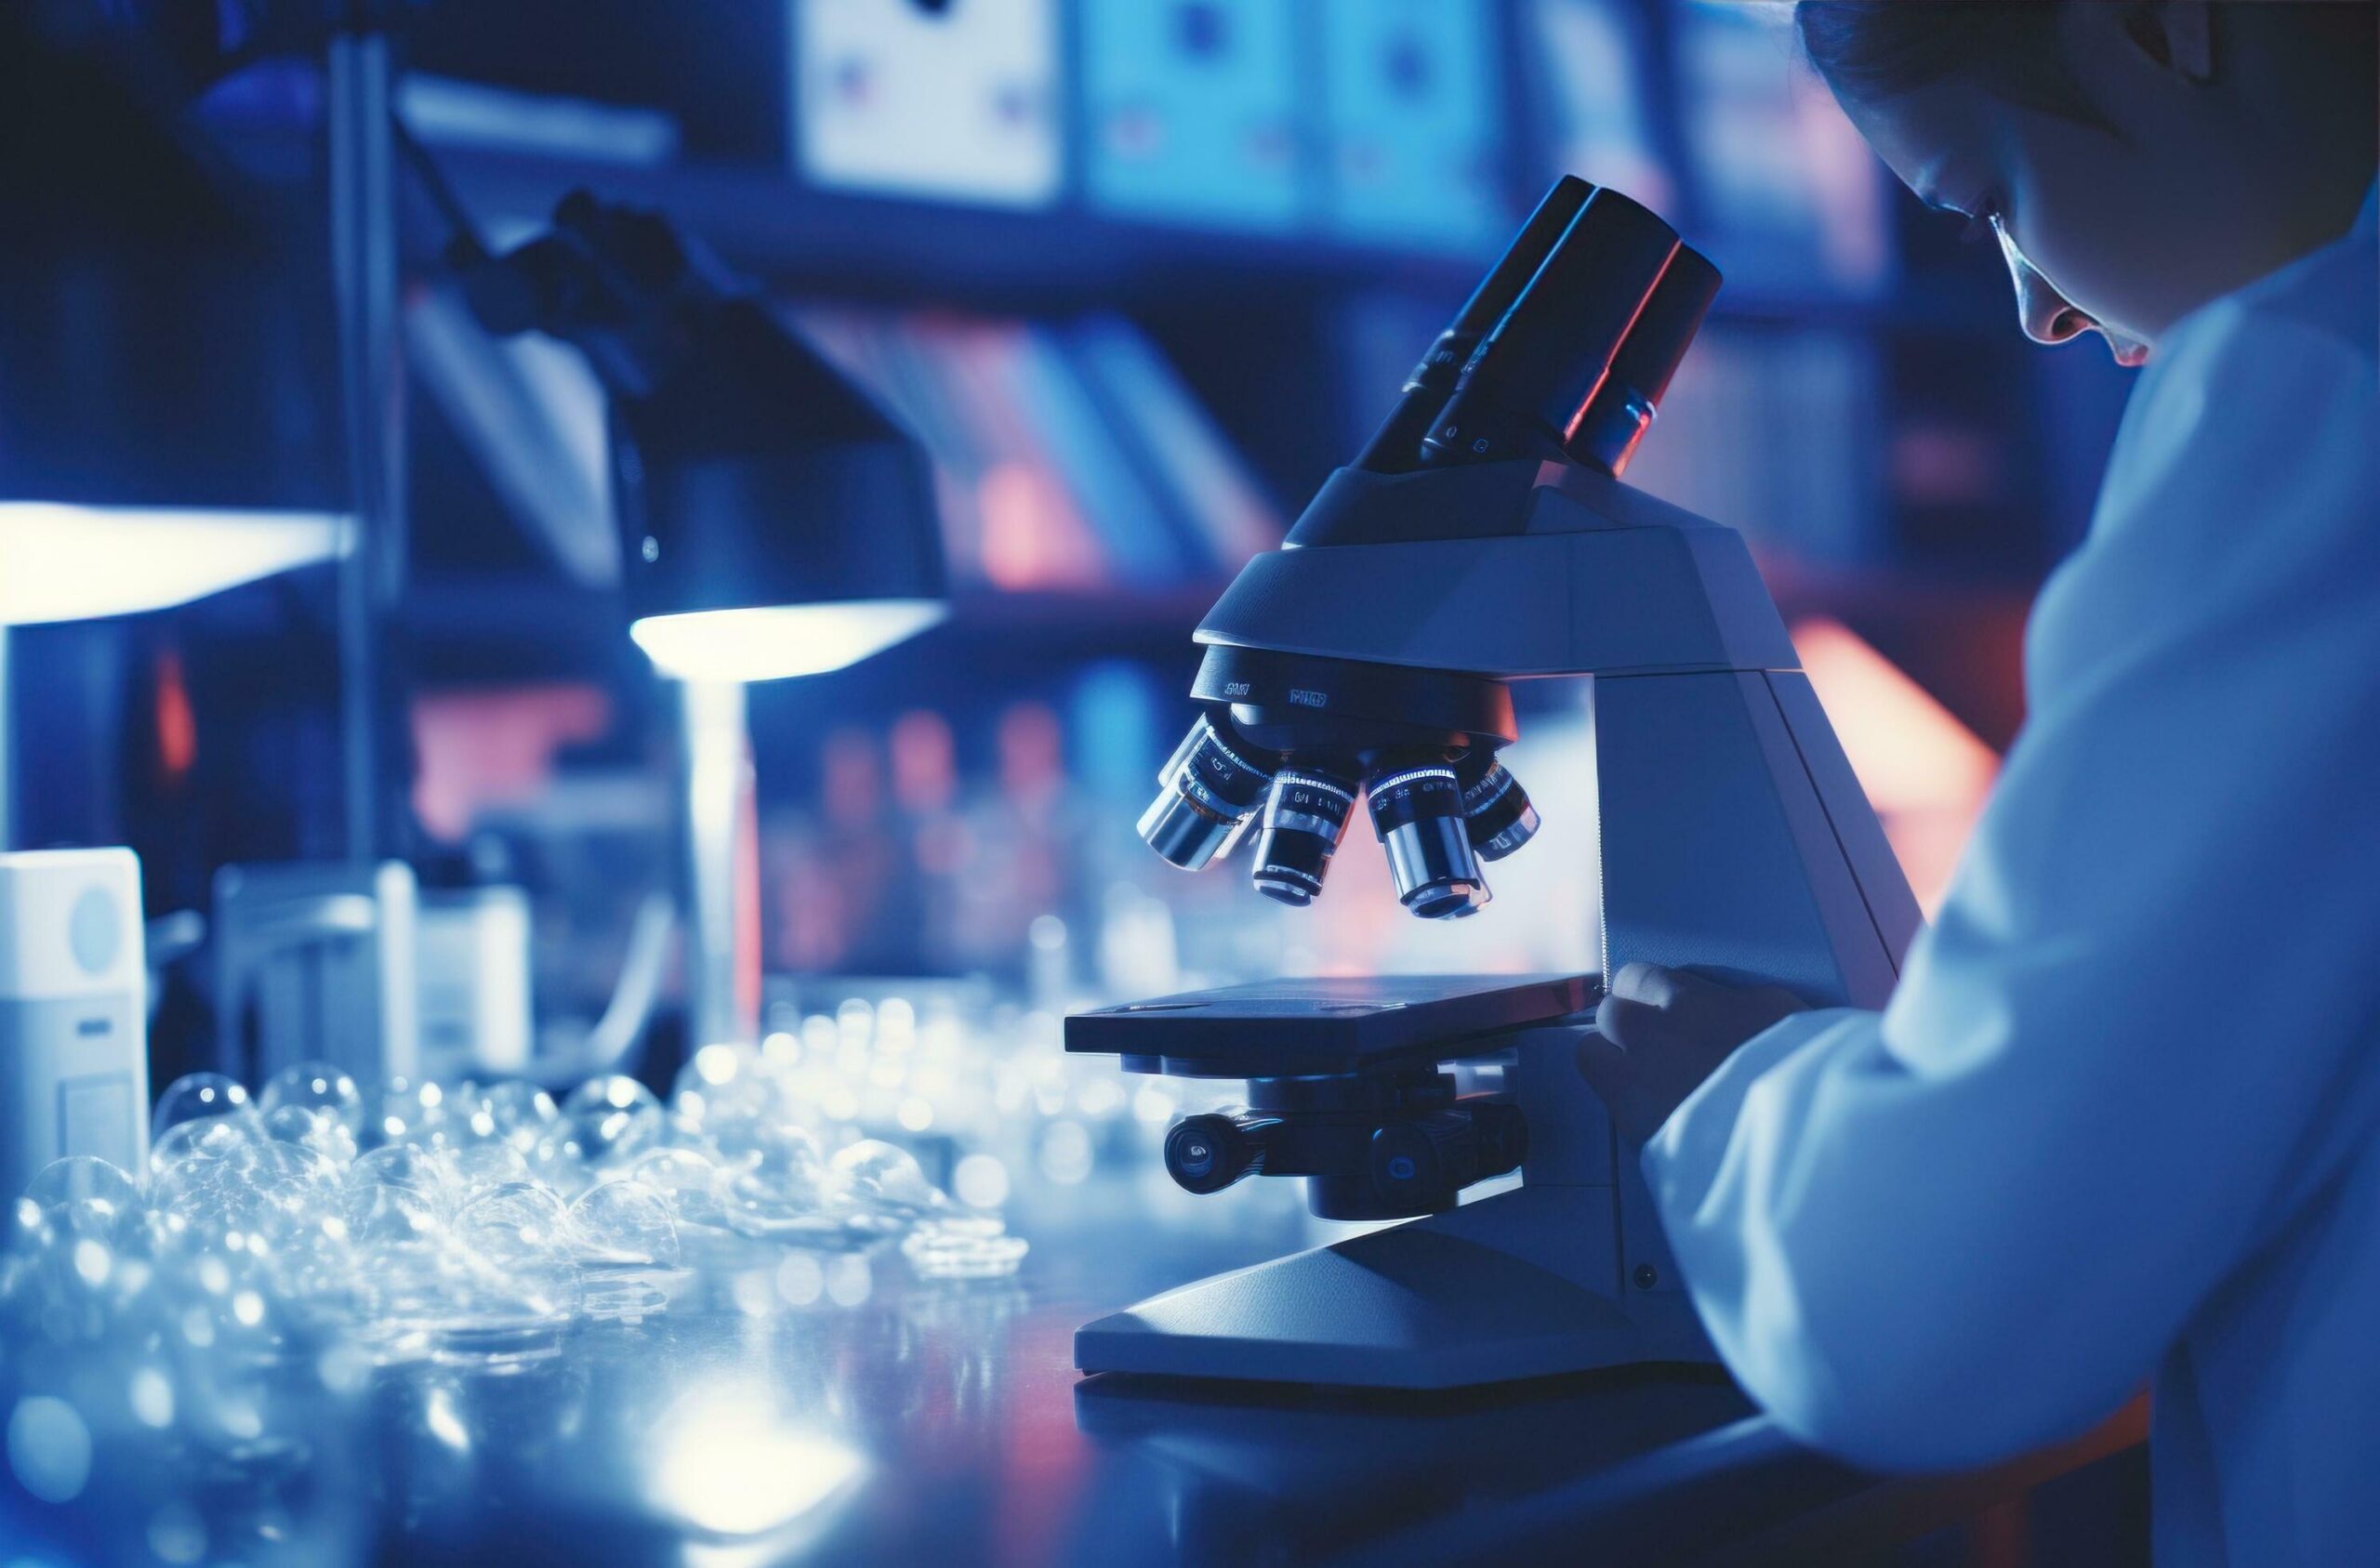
[2, 995, 2141, 1565]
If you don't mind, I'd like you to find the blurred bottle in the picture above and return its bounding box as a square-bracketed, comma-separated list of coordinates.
[1027, 914, 1069, 1012]
[1096, 883, 1180, 1001]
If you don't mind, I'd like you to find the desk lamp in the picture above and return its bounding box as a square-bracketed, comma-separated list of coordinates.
[439, 178, 949, 1049]
[450, 189, 949, 683]
[0, 10, 359, 846]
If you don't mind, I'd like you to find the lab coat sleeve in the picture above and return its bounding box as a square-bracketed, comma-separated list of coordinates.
[1642, 297, 2380, 1473]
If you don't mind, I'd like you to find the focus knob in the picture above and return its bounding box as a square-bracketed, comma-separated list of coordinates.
[1367, 1101, 1529, 1210]
[1164, 1113, 1272, 1195]
[1367, 1113, 1472, 1209]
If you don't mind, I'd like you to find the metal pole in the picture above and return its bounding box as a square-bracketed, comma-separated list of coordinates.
[0, 626, 13, 850]
[679, 679, 759, 1051]
[327, 25, 405, 865]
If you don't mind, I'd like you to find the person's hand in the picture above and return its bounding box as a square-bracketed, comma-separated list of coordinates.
[1577, 963, 1809, 1145]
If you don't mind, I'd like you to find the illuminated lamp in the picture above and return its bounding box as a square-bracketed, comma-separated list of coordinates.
[454, 190, 948, 683]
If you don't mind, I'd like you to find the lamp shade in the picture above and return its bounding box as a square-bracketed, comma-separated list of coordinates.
[0, 505, 351, 626]
[613, 296, 947, 682]
[462, 195, 950, 683]
[0, 13, 349, 627]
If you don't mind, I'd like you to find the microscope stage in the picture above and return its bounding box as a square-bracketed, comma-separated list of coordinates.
[1065, 972, 1596, 1078]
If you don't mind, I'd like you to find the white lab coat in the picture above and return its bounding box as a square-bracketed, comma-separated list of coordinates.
[1645, 183, 2379, 1566]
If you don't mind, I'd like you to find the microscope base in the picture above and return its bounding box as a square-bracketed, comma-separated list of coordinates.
[1076, 1184, 1714, 1390]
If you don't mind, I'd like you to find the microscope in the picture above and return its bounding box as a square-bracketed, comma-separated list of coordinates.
[1065, 178, 1922, 1390]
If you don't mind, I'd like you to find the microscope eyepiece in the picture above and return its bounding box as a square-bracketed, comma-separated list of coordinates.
[1456, 749, 1541, 862]
[1138, 715, 1278, 871]
[1366, 760, 1489, 918]
[1564, 244, 1722, 476]
[1419, 189, 1687, 472]
[1351, 176, 1596, 474]
[1251, 764, 1360, 907]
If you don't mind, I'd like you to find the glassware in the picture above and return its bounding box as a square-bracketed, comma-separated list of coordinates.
[714, 1134, 854, 1247]
[623, 1147, 728, 1232]
[24, 1155, 143, 1241]
[150, 1072, 255, 1145]
[669, 1045, 782, 1149]
[435, 1180, 581, 1364]
[339, 1145, 456, 1245]
[261, 1104, 359, 1167]
[368, 1074, 449, 1148]
[455, 1179, 572, 1259]
[260, 1061, 364, 1136]
[829, 1140, 942, 1219]
[901, 1219, 1029, 1280]
[443, 1138, 532, 1197]
[568, 1179, 681, 1324]
[474, 1081, 562, 1150]
[562, 1075, 665, 1167]
[568, 1179, 681, 1270]
[150, 1118, 271, 1219]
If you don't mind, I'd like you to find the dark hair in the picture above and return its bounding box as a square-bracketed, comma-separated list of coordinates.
[1795, 2, 2106, 120]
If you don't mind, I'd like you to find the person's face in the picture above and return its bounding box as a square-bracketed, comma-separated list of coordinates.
[1836, 4, 2240, 365]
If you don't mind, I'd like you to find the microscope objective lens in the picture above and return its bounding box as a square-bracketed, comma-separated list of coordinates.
[1156, 719, 1206, 787]
[1178, 723, 1275, 820]
[1458, 754, 1541, 861]
[1139, 715, 1279, 872]
[1251, 766, 1359, 906]
[1366, 763, 1490, 918]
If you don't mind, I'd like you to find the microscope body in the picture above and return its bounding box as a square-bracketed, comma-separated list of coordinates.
[1070, 461, 1919, 1390]
[1075, 179, 1922, 1389]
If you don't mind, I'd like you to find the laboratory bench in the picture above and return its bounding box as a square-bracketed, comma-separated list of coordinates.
[4, 1156, 2147, 1567]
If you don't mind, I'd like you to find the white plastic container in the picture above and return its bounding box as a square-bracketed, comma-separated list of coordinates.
[0, 847, 149, 1194]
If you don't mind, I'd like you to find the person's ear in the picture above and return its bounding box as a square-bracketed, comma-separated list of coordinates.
[2121, 2, 2215, 85]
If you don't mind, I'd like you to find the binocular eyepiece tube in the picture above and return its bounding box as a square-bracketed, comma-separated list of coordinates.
[1416, 184, 1719, 478]
[1351, 176, 1597, 476]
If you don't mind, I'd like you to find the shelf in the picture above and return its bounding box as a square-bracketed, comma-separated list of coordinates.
[443, 149, 2018, 336]
[441, 148, 1490, 311]
[207, 109, 2009, 333]
[381, 131, 1888, 320]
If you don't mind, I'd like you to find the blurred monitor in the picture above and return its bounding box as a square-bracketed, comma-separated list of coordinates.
[1522, 0, 1675, 213]
[1318, 0, 1506, 253]
[1671, 0, 1892, 298]
[1081, 0, 1304, 232]
[790, 0, 1063, 207]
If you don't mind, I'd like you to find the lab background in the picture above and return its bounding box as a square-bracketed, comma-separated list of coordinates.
[0, 1, 2147, 1563]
